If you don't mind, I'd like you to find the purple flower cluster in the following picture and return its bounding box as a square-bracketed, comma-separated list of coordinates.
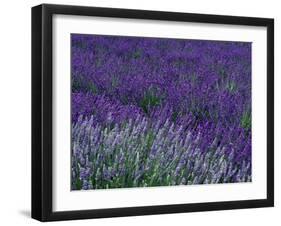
[71, 115, 251, 189]
[71, 34, 252, 190]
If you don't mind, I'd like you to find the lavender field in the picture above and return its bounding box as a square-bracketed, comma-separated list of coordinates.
[71, 34, 252, 190]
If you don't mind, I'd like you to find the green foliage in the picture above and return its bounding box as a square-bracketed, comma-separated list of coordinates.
[140, 90, 161, 114]
[95, 58, 102, 68]
[186, 72, 198, 86]
[132, 49, 142, 59]
[72, 75, 98, 94]
[75, 178, 82, 190]
[171, 111, 179, 122]
[219, 67, 227, 79]
[241, 111, 251, 130]
[146, 131, 155, 150]
[111, 76, 119, 88]
[73, 40, 87, 50]
[226, 80, 237, 93]
[173, 58, 185, 68]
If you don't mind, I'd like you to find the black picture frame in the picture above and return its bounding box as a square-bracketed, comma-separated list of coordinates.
[32, 3, 274, 222]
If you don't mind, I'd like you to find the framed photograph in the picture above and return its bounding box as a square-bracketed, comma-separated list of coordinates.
[32, 4, 274, 221]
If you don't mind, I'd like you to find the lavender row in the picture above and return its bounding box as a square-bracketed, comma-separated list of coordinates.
[72, 115, 251, 190]
[71, 35, 251, 130]
[72, 92, 251, 163]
